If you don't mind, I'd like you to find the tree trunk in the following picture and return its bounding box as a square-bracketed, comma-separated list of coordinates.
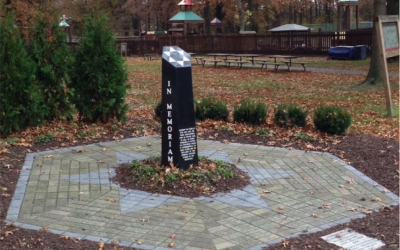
[236, 0, 244, 31]
[361, 0, 386, 85]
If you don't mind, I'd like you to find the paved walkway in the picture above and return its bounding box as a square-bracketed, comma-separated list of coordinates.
[6, 136, 399, 250]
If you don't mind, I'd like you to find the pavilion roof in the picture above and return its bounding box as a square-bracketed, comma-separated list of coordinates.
[169, 11, 204, 22]
[268, 24, 311, 32]
[210, 18, 222, 24]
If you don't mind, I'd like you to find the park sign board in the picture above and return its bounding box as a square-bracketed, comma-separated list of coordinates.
[161, 46, 198, 170]
[375, 15, 399, 117]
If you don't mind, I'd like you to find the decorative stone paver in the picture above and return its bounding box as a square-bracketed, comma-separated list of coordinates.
[6, 136, 399, 250]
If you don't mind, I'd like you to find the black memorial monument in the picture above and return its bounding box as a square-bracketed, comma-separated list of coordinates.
[161, 46, 199, 170]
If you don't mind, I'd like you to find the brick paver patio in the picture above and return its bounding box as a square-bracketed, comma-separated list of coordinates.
[6, 136, 399, 250]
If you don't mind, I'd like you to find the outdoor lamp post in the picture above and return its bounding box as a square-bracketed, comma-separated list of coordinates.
[59, 14, 71, 42]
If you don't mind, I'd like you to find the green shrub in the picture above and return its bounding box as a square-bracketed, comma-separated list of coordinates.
[31, 16, 74, 120]
[0, 12, 47, 136]
[195, 97, 229, 121]
[71, 11, 129, 122]
[255, 128, 270, 135]
[313, 105, 352, 135]
[294, 132, 315, 141]
[233, 99, 267, 125]
[274, 104, 307, 128]
[34, 133, 54, 143]
[154, 101, 162, 118]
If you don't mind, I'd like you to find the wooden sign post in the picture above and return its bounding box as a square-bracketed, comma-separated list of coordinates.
[375, 15, 399, 118]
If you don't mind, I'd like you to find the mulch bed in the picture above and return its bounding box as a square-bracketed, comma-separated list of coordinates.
[0, 131, 398, 249]
[112, 160, 250, 198]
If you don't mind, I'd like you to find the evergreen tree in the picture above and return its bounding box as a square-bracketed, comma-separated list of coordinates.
[0, 12, 46, 136]
[31, 16, 75, 120]
[71, 12, 128, 123]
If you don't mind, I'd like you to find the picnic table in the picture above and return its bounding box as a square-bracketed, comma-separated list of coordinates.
[267, 55, 308, 71]
[231, 54, 262, 67]
[206, 53, 232, 60]
[144, 53, 159, 61]
[268, 55, 297, 67]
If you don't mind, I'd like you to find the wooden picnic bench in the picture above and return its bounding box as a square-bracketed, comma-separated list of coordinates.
[201, 59, 223, 68]
[144, 53, 159, 61]
[224, 59, 248, 68]
[193, 57, 205, 65]
[260, 62, 289, 72]
[283, 61, 308, 71]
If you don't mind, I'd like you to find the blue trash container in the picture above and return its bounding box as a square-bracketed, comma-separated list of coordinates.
[354, 45, 367, 60]
[328, 46, 355, 60]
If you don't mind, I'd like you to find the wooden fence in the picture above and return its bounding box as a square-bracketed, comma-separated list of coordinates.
[76, 29, 373, 56]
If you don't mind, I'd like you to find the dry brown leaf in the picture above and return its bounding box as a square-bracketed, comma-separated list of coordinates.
[106, 198, 117, 203]
[311, 214, 319, 218]
[281, 239, 290, 248]
[136, 240, 144, 245]
[102, 148, 107, 151]
[262, 190, 272, 194]
[41, 227, 49, 232]
[260, 182, 266, 186]
[183, 210, 190, 214]
[371, 197, 381, 202]
[168, 242, 175, 248]
[60, 235, 70, 240]
[335, 232, 343, 238]
[3, 231, 13, 236]
[380, 205, 391, 212]
[75, 149, 88, 153]
[0, 187, 7, 191]
[5, 222, 15, 227]
[4, 164, 12, 169]
[361, 209, 373, 215]
[310, 191, 315, 195]
[321, 204, 330, 210]
[348, 208, 357, 212]
[170, 234, 176, 239]
[98, 242, 105, 250]
[346, 178, 355, 184]
[339, 184, 345, 188]
[44, 155, 53, 158]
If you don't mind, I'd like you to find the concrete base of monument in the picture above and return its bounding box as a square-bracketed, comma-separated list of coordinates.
[6, 136, 399, 250]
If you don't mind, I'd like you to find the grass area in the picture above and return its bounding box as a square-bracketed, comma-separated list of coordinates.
[126, 57, 399, 139]
[1, 56, 398, 145]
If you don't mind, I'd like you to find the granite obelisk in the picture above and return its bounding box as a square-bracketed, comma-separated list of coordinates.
[161, 46, 198, 170]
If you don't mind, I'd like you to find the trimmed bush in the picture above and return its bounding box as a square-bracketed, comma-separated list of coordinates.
[31, 16, 74, 120]
[274, 104, 307, 128]
[313, 105, 352, 135]
[71, 12, 128, 122]
[195, 97, 229, 121]
[154, 101, 162, 118]
[233, 99, 267, 125]
[0, 12, 46, 136]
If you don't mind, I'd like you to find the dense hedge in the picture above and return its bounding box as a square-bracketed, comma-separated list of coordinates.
[195, 97, 229, 121]
[0, 13, 46, 136]
[71, 12, 129, 122]
[313, 105, 352, 135]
